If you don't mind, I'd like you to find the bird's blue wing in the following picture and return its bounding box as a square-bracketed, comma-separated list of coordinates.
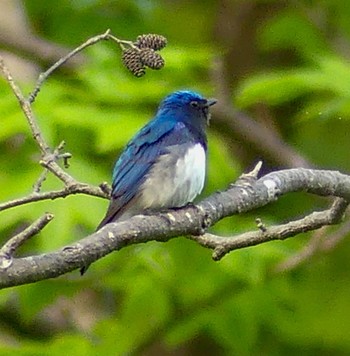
[97, 118, 200, 227]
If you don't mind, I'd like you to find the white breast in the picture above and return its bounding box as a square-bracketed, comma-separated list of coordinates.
[138, 143, 206, 210]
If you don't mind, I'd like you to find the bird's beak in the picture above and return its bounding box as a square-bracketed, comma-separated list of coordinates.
[207, 98, 217, 107]
[205, 98, 217, 126]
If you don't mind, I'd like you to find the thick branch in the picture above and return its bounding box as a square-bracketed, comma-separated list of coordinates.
[1, 167, 350, 289]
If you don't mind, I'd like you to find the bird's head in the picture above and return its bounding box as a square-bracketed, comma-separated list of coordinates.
[157, 90, 217, 128]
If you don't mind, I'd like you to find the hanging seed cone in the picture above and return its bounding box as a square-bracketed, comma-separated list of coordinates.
[139, 48, 165, 70]
[121, 48, 145, 77]
[135, 34, 167, 51]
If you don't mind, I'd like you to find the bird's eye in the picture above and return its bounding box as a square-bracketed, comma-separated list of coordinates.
[190, 101, 199, 108]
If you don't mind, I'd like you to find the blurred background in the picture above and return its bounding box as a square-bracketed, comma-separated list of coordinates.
[1, 0, 350, 354]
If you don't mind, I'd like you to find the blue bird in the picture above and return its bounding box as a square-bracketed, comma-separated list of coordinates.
[80, 91, 216, 274]
[97, 90, 217, 229]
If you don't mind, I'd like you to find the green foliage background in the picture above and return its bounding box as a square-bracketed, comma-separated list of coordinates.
[1, 1, 350, 355]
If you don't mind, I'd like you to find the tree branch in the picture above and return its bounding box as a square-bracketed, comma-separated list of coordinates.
[0, 213, 53, 270]
[1, 167, 350, 289]
[0, 184, 107, 212]
[28, 29, 112, 103]
[189, 197, 348, 261]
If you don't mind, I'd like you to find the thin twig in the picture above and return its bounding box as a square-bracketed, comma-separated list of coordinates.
[0, 184, 108, 212]
[0, 57, 51, 155]
[1, 213, 54, 257]
[233, 160, 262, 186]
[107, 34, 136, 51]
[1, 55, 85, 188]
[33, 142, 68, 192]
[27, 30, 144, 103]
[0, 213, 54, 270]
[28, 29, 112, 103]
[38, 140, 73, 185]
[32, 169, 49, 193]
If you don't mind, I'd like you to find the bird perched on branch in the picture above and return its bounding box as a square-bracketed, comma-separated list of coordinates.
[80, 90, 216, 274]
